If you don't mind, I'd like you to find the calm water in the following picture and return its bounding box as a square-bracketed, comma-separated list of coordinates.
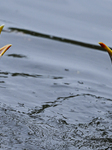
[0, 1, 112, 149]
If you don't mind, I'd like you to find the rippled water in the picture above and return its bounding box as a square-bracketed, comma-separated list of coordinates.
[0, 1, 112, 150]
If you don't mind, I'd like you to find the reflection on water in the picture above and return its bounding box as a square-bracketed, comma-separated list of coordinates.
[7, 54, 27, 58]
[8, 27, 104, 51]
[11, 72, 42, 78]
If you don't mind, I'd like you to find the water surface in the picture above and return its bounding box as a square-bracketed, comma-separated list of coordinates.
[0, 1, 112, 149]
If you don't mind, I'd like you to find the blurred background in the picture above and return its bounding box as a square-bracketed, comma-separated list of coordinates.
[0, 0, 112, 149]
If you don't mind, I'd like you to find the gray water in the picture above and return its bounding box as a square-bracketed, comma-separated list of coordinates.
[0, 1, 112, 149]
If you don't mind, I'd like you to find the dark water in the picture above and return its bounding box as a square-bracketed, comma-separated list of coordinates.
[0, 1, 112, 149]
